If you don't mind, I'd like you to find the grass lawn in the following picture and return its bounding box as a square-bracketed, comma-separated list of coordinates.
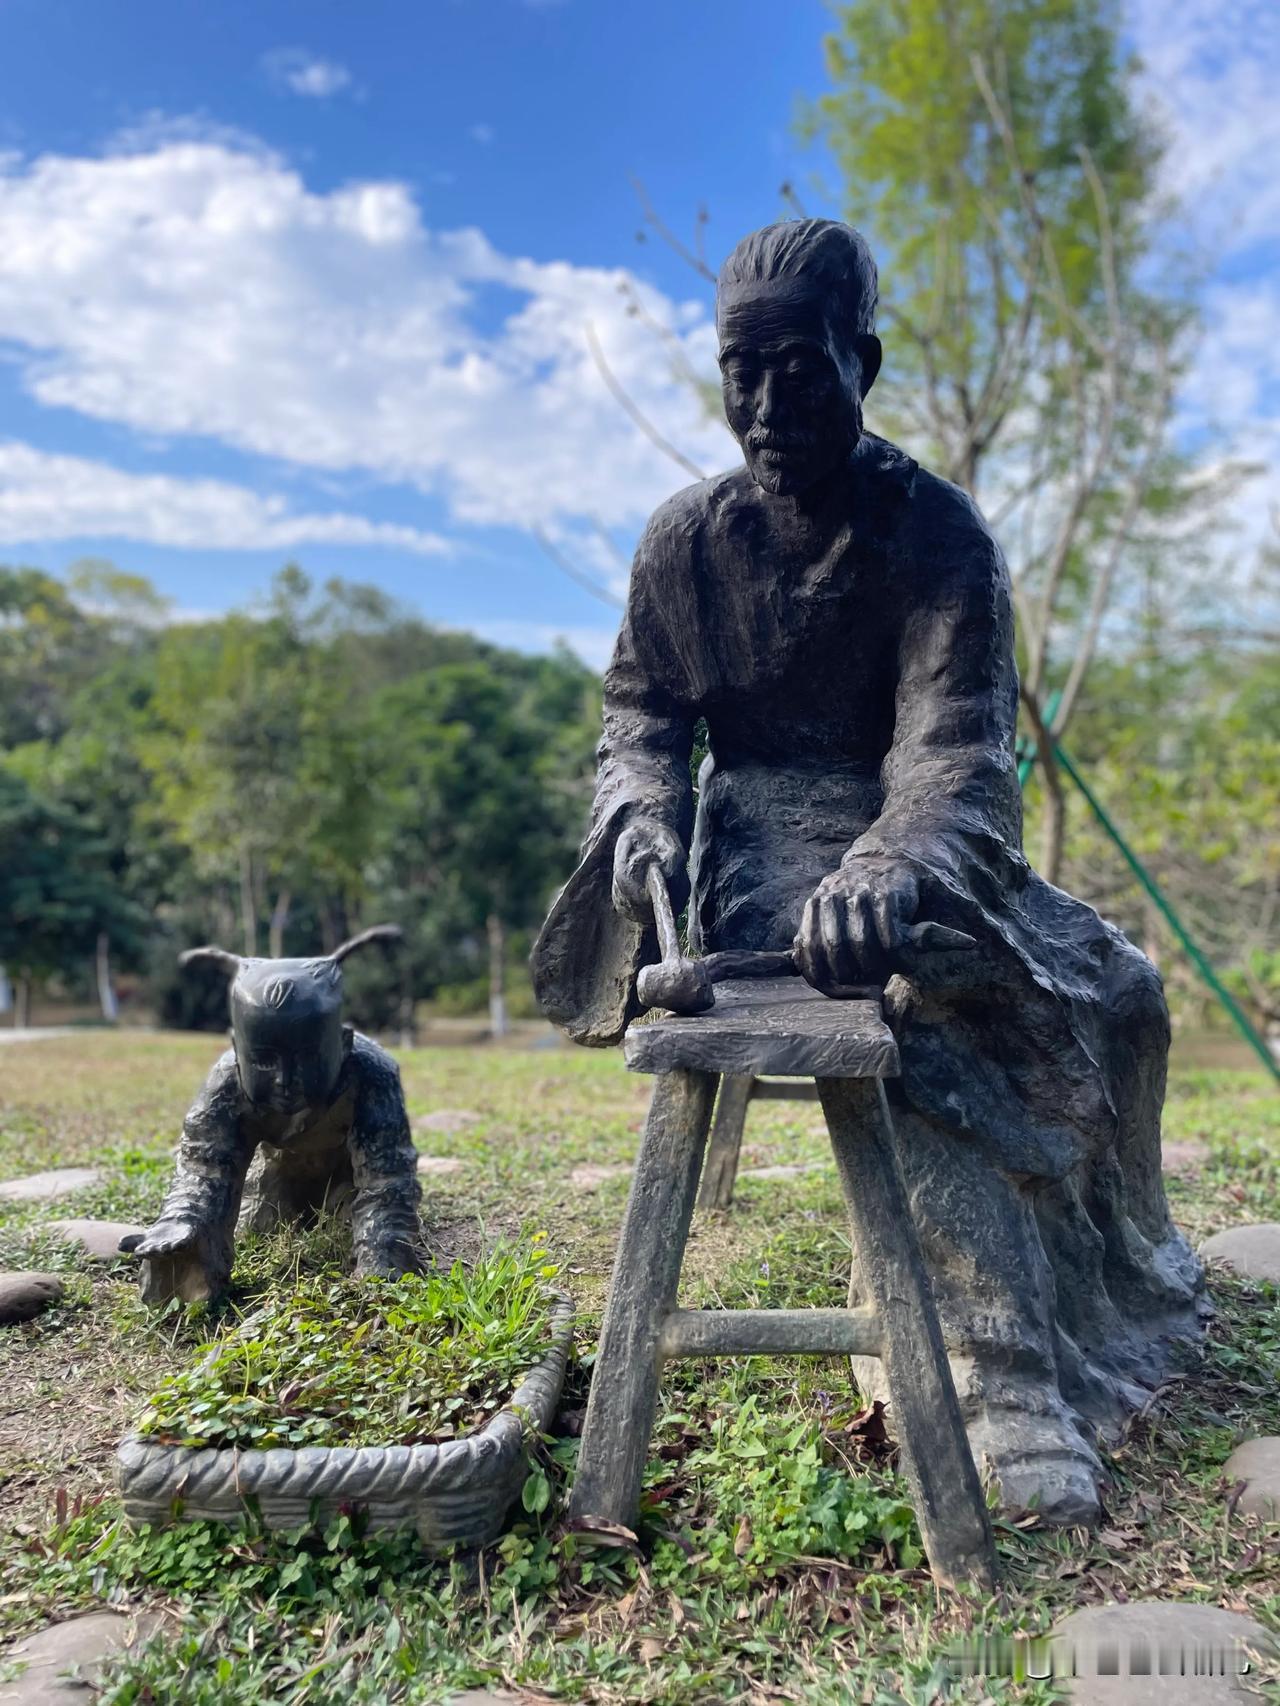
[1, 1031, 1278, 1704]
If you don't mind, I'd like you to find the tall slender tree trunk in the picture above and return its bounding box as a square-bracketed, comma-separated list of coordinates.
[1142, 899, 1162, 971]
[1022, 687, 1067, 886]
[398, 986, 417, 1050]
[317, 898, 338, 954]
[15, 975, 31, 1029]
[95, 932, 119, 1021]
[1038, 752, 1067, 886]
[239, 843, 258, 957]
[487, 912, 509, 1038]
[268, 889, 292, 959]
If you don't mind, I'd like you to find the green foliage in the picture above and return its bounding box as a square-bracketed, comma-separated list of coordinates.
[137, 1240, 559, 1450]
[0, 562, 599, 1022]
[1026, 643, 1280, 1026]
[4, 1035, 1279, 1702]
[805, 0, 1166, 482]
[0, 769, 148, 981]
[646, 1395, 923, 1586]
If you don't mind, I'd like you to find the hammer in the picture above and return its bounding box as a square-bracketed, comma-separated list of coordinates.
[636, 864, 715, 1015]
[635, 866, 978, 1016]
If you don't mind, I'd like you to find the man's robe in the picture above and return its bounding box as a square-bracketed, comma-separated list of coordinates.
[532, 434, 1202, 1434]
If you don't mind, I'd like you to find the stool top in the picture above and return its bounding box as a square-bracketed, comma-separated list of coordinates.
[623, 976, 899, 1079]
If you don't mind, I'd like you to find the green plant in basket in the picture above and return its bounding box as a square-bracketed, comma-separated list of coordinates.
[134, 1236, 560, 1451]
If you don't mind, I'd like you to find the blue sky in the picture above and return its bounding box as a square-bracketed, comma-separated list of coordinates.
[0, 0, 1275, 665]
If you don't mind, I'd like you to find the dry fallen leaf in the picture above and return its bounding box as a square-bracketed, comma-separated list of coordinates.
[566, 1515, 639, 1550]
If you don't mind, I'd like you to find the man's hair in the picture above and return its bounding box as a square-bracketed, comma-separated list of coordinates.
[717, 219, 878, 340]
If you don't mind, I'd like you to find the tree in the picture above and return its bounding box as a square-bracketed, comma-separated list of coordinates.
[1027, 560, 1280, 1033]
[374, 660, 596, 1034]
[0, 769, 146, 1023]
[801, 0, 1236, 879]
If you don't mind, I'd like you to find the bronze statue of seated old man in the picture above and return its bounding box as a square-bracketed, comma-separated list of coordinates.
[533, 218, 1203, 1525]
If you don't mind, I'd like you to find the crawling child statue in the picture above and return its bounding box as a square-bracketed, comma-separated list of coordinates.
[122, 926, 422, 1305]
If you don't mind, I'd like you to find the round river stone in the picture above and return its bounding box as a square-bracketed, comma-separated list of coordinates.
[46, 1219, 144, 1262]
[0, 1271, 64, 1325]
[1224, 1437, 1280, 1522]
[1049, 1601, 1276, 1703]
[0, 1168, 100, 1204]
[1, 1610, 163, 1703]
[1200, 1224, 1280, 1284]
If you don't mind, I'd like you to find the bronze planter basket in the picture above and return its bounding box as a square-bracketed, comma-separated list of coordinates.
[116, 1294, 574, 1548]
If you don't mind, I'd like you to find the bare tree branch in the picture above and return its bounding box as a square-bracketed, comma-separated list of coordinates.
[631, 176, 717, 284]
[531, 525, 625, 611]
[585, 320, 707, 483]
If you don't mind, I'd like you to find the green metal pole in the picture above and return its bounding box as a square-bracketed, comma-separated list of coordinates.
[1051, 743, 1279, 1082]
[1018, 690, 1277, 1079]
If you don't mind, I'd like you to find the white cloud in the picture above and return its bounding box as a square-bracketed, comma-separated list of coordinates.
[1129, 0, 1280, 255]
[468, 123, 495, 145]
[1128, 0, 1280, 553]
[0, 443, 450, 554]
[262, 50, 354, 100]
[0, 139, 732, 546]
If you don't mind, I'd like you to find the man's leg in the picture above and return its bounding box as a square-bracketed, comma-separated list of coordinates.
[850, 1089, 1103, 1525]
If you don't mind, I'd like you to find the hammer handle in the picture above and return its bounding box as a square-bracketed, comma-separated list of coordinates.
[645, 862, 682, 963]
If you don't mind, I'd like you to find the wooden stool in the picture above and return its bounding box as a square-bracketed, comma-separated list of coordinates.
[699, 1073, 818, 1211]
[568, 976, 997, 1591]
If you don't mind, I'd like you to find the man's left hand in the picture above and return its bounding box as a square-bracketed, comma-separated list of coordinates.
[794, 856, 920, 992]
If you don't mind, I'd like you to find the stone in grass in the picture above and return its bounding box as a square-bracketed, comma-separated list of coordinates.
[1049, 1601, 1276, 1703]
[1160, 1141, 1209, 1173]
[1200, 1224, 1280, 1284]
[414, 1109, 483, 1134]
[739, 1163, 823, 1181]
[1, 1610, 164, 1703]
[0, 1168, 100, 1204]
[569, 1164, 632, 1192]
[417, 1155, 464, 1176]
[1224, 1437, 1280, 1522]
[445, 1693, 521, 1705]
[46, 1219, 144, 1262]
[0, 1271, 63, 1325]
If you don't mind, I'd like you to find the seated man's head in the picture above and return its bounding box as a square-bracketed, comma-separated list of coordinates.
[716, 219, 882, 497]
[180, 926, 401, 1115]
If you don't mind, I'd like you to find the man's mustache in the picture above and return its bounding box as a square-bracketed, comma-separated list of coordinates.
[747, 431, 810, 452]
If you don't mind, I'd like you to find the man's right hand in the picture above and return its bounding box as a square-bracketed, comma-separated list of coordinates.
[612, 819, 687, 922]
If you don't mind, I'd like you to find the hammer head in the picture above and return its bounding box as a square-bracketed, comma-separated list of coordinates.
[637, 957, 714, 1015]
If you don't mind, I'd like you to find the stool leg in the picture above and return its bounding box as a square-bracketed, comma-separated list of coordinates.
[570, 1067, 717, 1528]
[697, 1074, 754, 1211]
[818, 1077, 997, 1591]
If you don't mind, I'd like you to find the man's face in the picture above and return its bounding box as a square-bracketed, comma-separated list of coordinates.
[718, 282, 865, 496]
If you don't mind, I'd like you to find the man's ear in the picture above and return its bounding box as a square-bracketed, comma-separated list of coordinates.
[854, 333, 882, 396]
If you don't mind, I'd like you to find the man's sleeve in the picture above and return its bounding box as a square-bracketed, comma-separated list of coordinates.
[531, 508, 698, 1045]
[851, 507, 1022, 867]
[592, 600, 697, 849]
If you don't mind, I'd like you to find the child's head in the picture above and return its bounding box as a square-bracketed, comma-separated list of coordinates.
[180, 926, 401, 1112]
